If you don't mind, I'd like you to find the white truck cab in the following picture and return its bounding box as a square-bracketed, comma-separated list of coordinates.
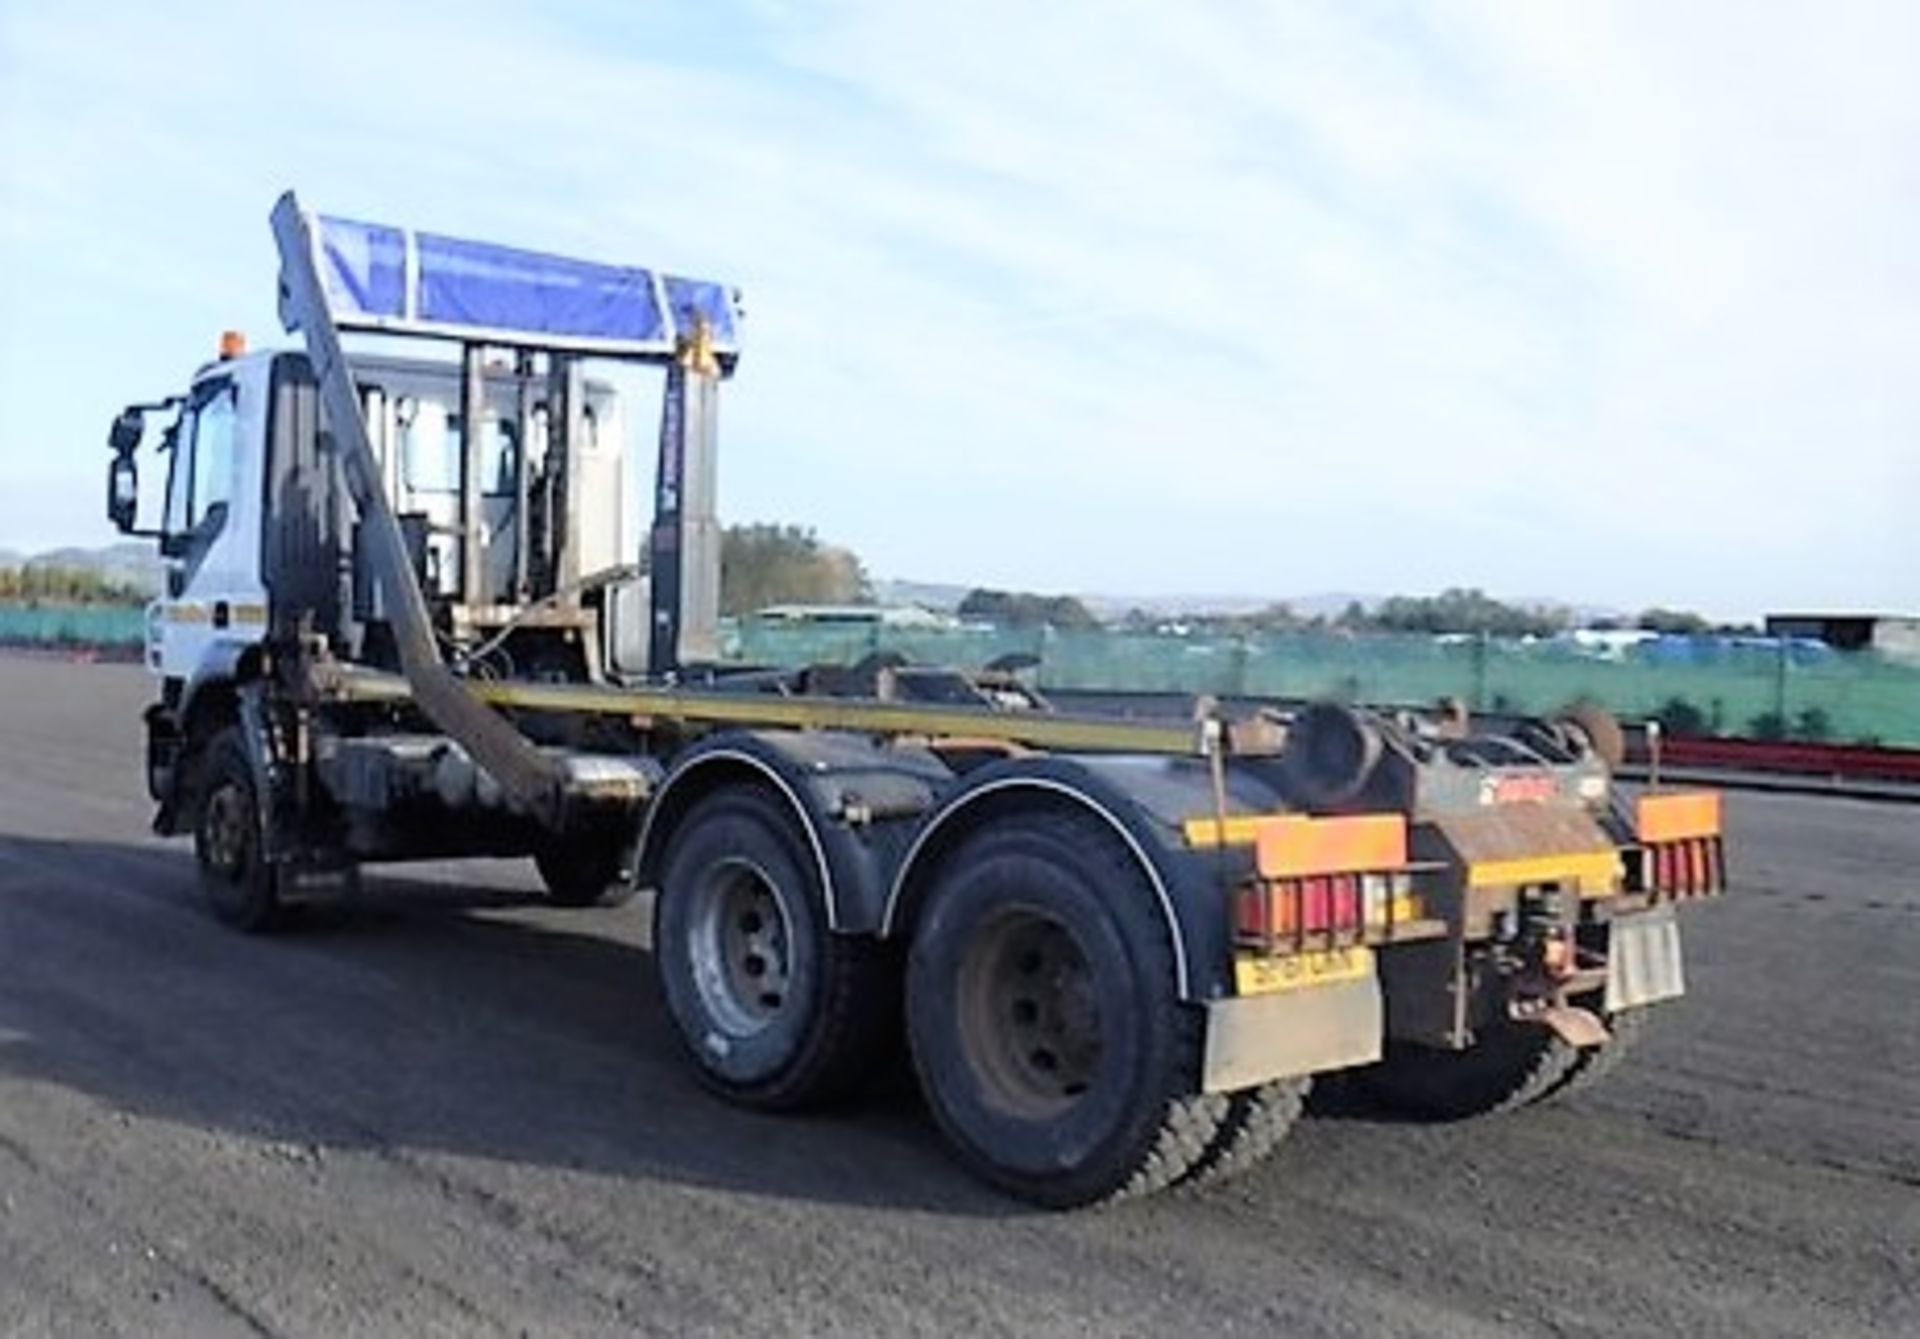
[117, 340, 635, 691]
[145, 348, 275, 680]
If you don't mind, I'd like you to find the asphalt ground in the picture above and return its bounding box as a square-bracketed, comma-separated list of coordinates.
[1, 655, 1914, 1338]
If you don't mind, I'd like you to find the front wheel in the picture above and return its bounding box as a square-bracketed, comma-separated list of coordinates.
[193, 728, 285, 933]
[905, 813, 1226, 1208]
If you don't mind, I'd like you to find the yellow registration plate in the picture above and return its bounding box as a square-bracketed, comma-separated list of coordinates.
[1233, 945, 1375, 997]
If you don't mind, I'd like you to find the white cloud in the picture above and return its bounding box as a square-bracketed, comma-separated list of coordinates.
[0, 0, 1913, 616]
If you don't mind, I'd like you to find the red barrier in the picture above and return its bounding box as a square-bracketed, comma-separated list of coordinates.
[1631, 735, 1920, 784]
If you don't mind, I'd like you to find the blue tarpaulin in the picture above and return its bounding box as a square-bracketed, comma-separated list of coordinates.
[314, 214, 737, 360]
[318, 218, 406, 320]
[661, 275, 738, 348]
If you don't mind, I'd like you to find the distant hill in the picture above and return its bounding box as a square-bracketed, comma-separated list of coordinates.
[876, 576, 1625, 630]
[3, 547, 1628, 627]
[1077, 590, 1386, 621]
[3, 542, 166, 596]
[871, 578, 973, 613]
[879, 579, 1392, 623]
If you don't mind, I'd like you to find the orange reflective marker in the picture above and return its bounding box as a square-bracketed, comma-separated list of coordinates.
[1635, 791, 1722, 844]
[1255, 813, 1407, 880]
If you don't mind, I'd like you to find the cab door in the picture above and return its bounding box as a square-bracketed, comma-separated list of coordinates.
[153, 369, 268, 677]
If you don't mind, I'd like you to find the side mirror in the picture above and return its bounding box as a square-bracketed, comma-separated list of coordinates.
[109, 408, 144, 455]
[107, 454, 139, 533]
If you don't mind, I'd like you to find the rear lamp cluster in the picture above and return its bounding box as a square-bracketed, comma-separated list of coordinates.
[1235, 870, 1418, 950]
[1638, 836, 1725, 898]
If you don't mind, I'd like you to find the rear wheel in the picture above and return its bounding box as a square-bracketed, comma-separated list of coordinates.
[1353, 1023, 1579, 1119]
[194, 728, 285, 933]
[653, 788, 891, 1110]
[1351, 1002, 1649, 1119]
[1181, 1078, 1309, 1189]
[1560, 701, 1626, 770]
[1551, 1005, 1650, 1100]
[905, 813, 1225, 1208]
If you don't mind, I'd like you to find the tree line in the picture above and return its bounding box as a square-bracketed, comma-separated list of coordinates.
[721, 535, 1749, 639]
[0, 529, 871, 616]
[719, 524, 870, 616]
[1107, 590, 1752, 639]
[0, 564, 151, 605]
[7, 534, 1751, 643]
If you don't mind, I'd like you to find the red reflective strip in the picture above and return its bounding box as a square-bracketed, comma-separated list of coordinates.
[1301, 876, 1328, 933]
[1236, 885, 1265, 939]
[1243, 880, 1305, 941]
[1335, 873, 1360, 933]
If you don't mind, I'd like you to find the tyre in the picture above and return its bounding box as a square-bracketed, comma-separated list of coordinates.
[1550, 1004, 1651, 1101]
[1351, 1024, 1579, 1120]
[1559, 700, 1626, 770]
[652, 788, 892, 1110]
[905, 813, 1226, 1208]
[1349, 1002, 1647, 1120]
[535, 842, 635, 908]
[1180, 1077, 1309, 1190]
[193, 727, 285, 933]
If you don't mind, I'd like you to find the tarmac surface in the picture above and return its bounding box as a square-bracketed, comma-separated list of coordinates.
[1, 654, 1914, 1337]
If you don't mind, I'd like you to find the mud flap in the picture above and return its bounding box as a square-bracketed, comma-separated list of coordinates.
[1605, 905, 1686, 1012]
[1201, 973, 1383, 1093]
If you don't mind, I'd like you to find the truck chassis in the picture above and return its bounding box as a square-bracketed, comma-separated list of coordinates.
[106, 194, 1725, 1206]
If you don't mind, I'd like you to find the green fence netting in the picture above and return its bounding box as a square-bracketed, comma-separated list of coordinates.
[732, 623, 1920, 747]
[8, 603, 1913, 746]
[0, 603, 146, 646]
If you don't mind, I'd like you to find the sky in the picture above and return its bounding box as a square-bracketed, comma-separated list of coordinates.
[1, 1, 1914, 620]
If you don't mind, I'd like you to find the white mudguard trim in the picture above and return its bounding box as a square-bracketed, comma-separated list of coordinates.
[881, 777, 1190, 996]
[638, 750, 841, 930]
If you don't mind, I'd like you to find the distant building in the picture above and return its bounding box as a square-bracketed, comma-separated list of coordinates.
[1764, 613, 1920, 662]
[1566, 628, 1659, 659]
[751, 603, 956, 629]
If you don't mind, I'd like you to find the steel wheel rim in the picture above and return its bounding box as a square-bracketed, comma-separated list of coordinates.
[956, 907, 1103, 1119]
[686, 857, 794, 1038]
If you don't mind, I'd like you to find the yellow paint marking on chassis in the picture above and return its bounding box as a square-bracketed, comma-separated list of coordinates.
[160, 603, 267, 626]
[329, 668, 1204, 755]
[1234, 945, 1374, 997]
[1181, 815, 1267, 847]
[1466, 850, 1622, 895]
